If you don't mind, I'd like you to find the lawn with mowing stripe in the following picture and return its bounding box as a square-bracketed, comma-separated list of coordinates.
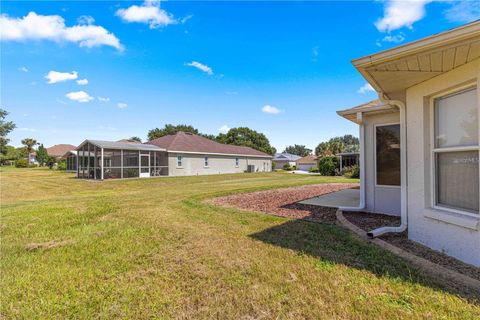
[1, 168, 479, 319]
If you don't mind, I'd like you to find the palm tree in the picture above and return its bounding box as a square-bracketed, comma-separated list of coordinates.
[21, 138, 38, 164]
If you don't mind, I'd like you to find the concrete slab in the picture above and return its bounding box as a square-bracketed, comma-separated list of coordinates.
[299, 188, 359, 208]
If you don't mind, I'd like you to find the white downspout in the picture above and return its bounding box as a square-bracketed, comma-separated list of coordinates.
[339, 111, 366, 211]
[367, 98, 408, 238]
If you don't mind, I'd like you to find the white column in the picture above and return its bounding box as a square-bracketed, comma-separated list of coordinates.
[101, 148, 104, 180]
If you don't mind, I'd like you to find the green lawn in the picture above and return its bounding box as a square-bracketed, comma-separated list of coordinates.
[1, 168, 478, 319]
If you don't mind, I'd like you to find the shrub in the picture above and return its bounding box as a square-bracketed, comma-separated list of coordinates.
[283, 163, 293, 171]
[15, 159, 28, 168]
[309, 166, 319, 173]
[343, 165, 360, 179]
[57, 159, 66, 170]
[318, 156, 338, 176]
[272, 162, 276, 170]
[46, 156, 56, 169]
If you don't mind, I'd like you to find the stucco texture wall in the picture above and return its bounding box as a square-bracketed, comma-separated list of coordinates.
[406, 59, 479, 266]
[167, 153, 272, 176]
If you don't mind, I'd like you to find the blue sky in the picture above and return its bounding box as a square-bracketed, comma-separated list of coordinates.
[2, 1, 479, 151]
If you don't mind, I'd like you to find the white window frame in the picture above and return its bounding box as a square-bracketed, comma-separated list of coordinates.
[429, 84, 479, 217]
[374, 122, 401, 188]
[204, 156, 209, 168]
[177, 155, 183, 168]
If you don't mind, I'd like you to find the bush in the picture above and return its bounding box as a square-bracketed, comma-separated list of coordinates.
[283, 163, 293, 171]
[57, 159, 66, 170]
[309, 166, 319, 173]
[272, 162, 276, 170]
[318, 156, 338, 176]
[15, 159, 28, 168]
[343, 165, 360, 179]
[46, 156, 56, 169]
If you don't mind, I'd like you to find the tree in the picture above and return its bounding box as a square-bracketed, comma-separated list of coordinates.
[21, 138, 38, 164]
[46, 156, 56, 169]
[36, 144, 48, 166]
[219, 127, 276, 155]
[129, 136, 142, 143]
[148, 124, 200, 141]
[0, 109, 16, 155]
[315, 134, 359, 157]
[283, 144, 312, 157]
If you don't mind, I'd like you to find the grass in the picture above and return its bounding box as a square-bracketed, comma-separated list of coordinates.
[1, 168, 479, 319]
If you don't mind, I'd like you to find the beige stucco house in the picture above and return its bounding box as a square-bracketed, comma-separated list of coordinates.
[337, 21, 479, 266]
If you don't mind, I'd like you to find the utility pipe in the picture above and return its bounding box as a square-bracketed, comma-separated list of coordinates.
[367, 97, 408, 238]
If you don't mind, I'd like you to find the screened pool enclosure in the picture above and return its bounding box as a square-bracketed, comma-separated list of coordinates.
[76, 140, 168, 180]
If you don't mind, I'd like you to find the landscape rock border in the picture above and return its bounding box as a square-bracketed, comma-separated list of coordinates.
[336, 209, 480, 296]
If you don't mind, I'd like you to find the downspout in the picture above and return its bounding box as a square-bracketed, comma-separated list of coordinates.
[339, 111, 366, 211]
[367, 97, 408, 238]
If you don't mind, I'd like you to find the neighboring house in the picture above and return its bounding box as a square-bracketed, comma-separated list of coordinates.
[272, 152, 301, 168]
[75, 132, 272, 179]
[296, 155, 319, 171]
[337, 152, 360, 173]
[337, 21, 479, 266]
[149, 132, 272, 176]
[62, 150, 77, 172]
[47, 144, 77, 158]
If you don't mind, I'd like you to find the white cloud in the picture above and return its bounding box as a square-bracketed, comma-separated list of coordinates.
[19, 66, 28, 72]
[180, 14, 193, 24]
[77, 15, 95, 25]
[218, 125, 230, 134]
[117, 102, 128, 109]
[98, 96, 110, 102]
[382, 33, 405, 43]
[375, 0, 432, 32]
[357, 83, 375, 94]
[185, 61, 213, 75]
[45, 70, 78, 84]
[66, 91, 94, 103]
[444, 1, 480, 23]
[0, 12, 122, 50]
[262, 105, 282, 114]
[18, 127, 36, 132]
[116, 1, 176, 29]
[76, 78, 88, 85]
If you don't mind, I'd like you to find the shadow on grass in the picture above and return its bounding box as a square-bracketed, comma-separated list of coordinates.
[249, 205, 480, 302]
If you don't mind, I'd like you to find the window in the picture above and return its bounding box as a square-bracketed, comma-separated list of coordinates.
[204, 156, 209, 167]
[177, 155, 182, 167]
[235, 157, 239, 167]
[375, 124, 400, 186]
[433, 87, 479, 214]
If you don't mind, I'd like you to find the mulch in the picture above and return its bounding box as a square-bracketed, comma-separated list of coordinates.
[343, 211, 480, 281]
[209, 183, 358, 222]
[210, 184, 480, 282]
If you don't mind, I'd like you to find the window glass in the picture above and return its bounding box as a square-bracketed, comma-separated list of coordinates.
[204, 156, 209, 167]
[435, 88, 478, 148]
[177, 155, 182, 167]
[436, 151, 479, 213]
[376, 124, 401, 186]
[235, 157, 239, 166]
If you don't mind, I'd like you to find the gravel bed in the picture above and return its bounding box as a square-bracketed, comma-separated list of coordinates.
[343, 211, 480, 281]
[209, 183, 358, 222]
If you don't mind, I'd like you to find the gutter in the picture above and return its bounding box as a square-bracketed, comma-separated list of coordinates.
[367, 97, 408, 238]
[339, 111, 366, 211]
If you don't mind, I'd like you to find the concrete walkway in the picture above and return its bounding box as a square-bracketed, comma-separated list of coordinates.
[299, 188, 359, 208]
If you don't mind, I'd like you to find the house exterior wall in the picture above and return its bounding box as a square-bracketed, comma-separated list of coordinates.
[167, 153, 272, 176]
[273, 160, 296, 168]
[363, 112, 401, 216]
[297, 163, 316, 171]
[406, 59, 479, 266]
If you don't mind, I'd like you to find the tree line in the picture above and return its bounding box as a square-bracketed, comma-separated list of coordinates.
[281, 135, 359, 157]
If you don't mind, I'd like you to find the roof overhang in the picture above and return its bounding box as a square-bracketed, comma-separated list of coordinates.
[76, 139, 166, 152]
[337, 100, 398, 124]
[353, 20, 480, 100]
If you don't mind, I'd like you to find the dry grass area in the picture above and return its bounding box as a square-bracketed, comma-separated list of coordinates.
[1, 168, 479, 319]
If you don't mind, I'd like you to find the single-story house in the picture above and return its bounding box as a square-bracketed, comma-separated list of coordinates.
[272, 152, 301, 168]
[47, 144, 77, 158]
[337, 21, 479, 266]
[337, 152, 360, 173]
[148, 132, 272, 176]
[75, 132, 272, 179]
[62, 150, 77, 172]
[296, 155, 319, 171]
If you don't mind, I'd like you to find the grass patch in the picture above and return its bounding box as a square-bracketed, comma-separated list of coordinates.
[1, 168, 478, 319]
